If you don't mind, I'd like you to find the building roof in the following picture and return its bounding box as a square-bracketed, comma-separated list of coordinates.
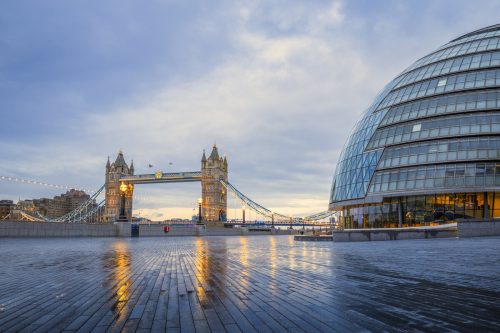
[114, 151, 127, 167]
[209, 144, 219, 160]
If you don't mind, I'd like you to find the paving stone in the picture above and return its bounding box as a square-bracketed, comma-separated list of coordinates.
[0, 236, 499, 332]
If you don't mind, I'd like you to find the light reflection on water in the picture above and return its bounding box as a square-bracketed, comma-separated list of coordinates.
[102, 241, 132, 322]
[288, 234, 296, 269]
[238, 236, 249, 288]
[301, 241, 309, 270]
[269, 236, 277, 277]
[194, 238, 230, 305]
[195, 238, 210, 307]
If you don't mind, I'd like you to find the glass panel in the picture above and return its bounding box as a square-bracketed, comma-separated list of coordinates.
[369, 112, 500, 150]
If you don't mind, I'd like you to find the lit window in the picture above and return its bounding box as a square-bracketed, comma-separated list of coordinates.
[437, 78, 447, 87]
[412, 124, 422, 132]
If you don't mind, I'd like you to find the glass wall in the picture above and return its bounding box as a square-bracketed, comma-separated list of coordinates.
[395, 51, 500, 89]
[368, 162, 499, 194]
[367, 112, 500, 150]
[380, 90, 500, 127]
[340, 192, 499, 229]
[404, 34, 500, 74]
[377, 68, 500, 110]
[378, 137, 500, 169]
[330, 106, 389, 202]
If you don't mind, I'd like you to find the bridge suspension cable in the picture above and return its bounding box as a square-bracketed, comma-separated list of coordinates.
[221, 180, 335, 222]
[0, 175, 98, 193]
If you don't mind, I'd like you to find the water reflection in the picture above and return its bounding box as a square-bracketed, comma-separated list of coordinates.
[194, 238, 228, 305]
[301, 242, 309, 270]
[195, 238, 210, 307]
[269, 236, 277, 275]
[238, 236, 250, 288]
[239, 236, 248, 267]
[267, 237, 279, 296]
[288, 235, 296, 269]
[101, 241, 132, 321]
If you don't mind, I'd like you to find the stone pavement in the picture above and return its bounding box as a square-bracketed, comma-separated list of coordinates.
[0, 236, 499, 332]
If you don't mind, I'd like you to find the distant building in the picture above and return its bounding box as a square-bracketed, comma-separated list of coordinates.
[9, 189, 93, 219]
[0, 200, 14, 219]
[41, 189, 89, 218]
[32, 198, 51, 216]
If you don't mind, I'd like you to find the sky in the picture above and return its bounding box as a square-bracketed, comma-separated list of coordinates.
[1, 0, 500, 220]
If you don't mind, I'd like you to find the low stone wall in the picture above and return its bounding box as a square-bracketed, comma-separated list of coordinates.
[0, 221, 117, 237]
[135, 224, 198, 237]
[0, 221, 297, 238]
[458, 220, 500, 237]
[294, 235, 333, 241]
[332, 228, 457, 242]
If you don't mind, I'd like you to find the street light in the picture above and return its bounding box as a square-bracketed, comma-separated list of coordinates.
[118, 182, 128, 222]
[197, 198, 202, 224]
[242, 204, 246, 224]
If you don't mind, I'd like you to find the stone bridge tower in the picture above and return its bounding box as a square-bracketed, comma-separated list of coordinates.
[104, 151, 134, 222]
[201, 145, 228, 223]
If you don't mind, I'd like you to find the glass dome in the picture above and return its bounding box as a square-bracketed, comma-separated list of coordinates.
[330, 24, 500, 212]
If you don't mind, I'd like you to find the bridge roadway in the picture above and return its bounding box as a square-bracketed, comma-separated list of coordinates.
[120, 171, 202, 184]
[0, 236, 499, 332]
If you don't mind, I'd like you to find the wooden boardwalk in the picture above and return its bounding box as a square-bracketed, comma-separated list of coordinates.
[0, 236, 499, 332]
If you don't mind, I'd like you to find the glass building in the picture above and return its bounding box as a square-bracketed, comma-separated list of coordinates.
[330, 24, 500, 229]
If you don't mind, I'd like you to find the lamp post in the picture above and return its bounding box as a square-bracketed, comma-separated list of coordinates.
[197, 198, 202, 224]
[242, 204, 246, 224]
[271, 212, 274, 228]
[119, 182, 128, 222]
[289, 215, 293, 229]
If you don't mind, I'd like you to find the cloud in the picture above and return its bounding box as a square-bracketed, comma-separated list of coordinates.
[81, 2, 373, 215]
[2, 0, 500, 220]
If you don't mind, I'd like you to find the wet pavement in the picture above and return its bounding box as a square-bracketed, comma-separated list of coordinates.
[0, 236, 499, 333]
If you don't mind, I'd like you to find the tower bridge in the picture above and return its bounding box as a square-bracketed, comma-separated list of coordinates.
[4, 144, 335, 224]
[104, 145, 228, 224]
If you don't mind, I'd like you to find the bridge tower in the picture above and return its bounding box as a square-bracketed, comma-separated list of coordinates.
[201, 145, 228, 223]
[104, 151, 134, 222]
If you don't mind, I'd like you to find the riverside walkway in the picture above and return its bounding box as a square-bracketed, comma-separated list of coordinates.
[0, 236, 499, 332]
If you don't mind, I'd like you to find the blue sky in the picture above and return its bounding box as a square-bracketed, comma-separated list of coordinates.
[1, 0, 500, 219]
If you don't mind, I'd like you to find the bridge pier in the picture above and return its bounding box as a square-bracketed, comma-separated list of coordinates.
[104, 151, 134, 222]
[201, 145, 228, 224]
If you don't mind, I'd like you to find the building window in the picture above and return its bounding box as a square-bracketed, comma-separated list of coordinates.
[437, 78, 447, 87]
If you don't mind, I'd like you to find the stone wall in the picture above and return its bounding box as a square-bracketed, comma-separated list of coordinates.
[0, 221, 117, 237]
[332, 228, 457, 242]
[0, 221, 297, 238]
[134, 224, 198, 237]
[458, 220, 500, 237]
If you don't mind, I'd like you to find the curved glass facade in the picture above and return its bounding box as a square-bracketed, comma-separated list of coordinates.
[330, 24, 500, 228]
